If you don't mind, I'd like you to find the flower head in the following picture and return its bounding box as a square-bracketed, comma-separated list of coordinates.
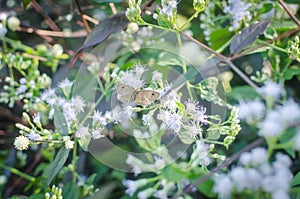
[14, 135, 30, 150]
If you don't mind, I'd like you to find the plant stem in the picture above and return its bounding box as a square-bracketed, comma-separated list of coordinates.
[72, 138, 78, 183]
[0, 162, 35, 182]
[176, 32, 194, 100]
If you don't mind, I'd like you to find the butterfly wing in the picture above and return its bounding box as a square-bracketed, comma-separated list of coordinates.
[116, 84, 136, 103]
[134, 90, 160, 106]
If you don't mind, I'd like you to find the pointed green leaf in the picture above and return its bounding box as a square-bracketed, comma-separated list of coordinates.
[47, 147, 70, 185]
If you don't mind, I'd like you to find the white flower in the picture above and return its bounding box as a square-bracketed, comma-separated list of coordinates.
[239, 152, 252, 166]
[164, 112, 181, 133]
[245, 168, 262, 190]
[152, 71, 163, 82]
[154, 156, 165, 169]
[238, 99, 265, 124]
[27, 131, 41, 141]
[14, 135, 30, 150]
[157, 109, 171, 122]
[17, 85, 27, 94]
[71, 96, 86, 113]
[272, 190, 290, 199]
[258, 81, 282, 100]
[250, 147, 268, 166]
[137, 188, 156, 199]
[63, 136, 74, 149]
[58, 78, 73, 89]
[123, 179, 148, 196]
[194, 106, 208, 124]
[118, 70, 144, 89]
[91, 129, 105, 139]
[185, 99, 199, 113]
[134, 64, 147, 77]
[75, 126, 90, 138]
[275, 153, 292, 168]
[279, 99, 300, 124]
[40, 88, 56, 101]
[142, 113, 152, 126]
[229, 167, 248, 191]
[223, 0, 252, 31]
[259, 112, 284, 138]
[92, 110, 107, 125]
[153, 190, 168, 199]
[7, 16, 20, 31]
[213, 175, 233, 199]
[33, 112, 41, 125]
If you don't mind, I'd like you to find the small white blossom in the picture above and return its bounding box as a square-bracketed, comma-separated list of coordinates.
[137, 188, 156, 199]
[58, 78, 73, 89]
[64, 138, 74, 149]
[152, 71, 163, 82]
[223, 0, 252, 31]
[123, 179, 148, 196]
[27, 131, 41, 141]
[71, 96, 86, 113]
[91, 129, 105, 139]
[258, 81, 282, 100]
[279, 99, 300, 124]
[238, 99, 265, 124]
[250, 147, 268, 166]
[14, 135, 30, 150]
[75, 126, 90, 138]
[40, 88, 56, 101]
[213, 175, 233, 199]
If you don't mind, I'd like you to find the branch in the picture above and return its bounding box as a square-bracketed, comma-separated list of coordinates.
[278, 0, 300, 27]
[180, 31, 259, 89]
[30, 0, 60, 31]
[181, 137, 265, 195]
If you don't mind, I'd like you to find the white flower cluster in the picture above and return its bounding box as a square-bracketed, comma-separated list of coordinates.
[259, 99, 300, 138]
[238, 81, 300, 142]
[223, 0, 252, 31]
[158, 0, 177, 20]
[118, 64, 146, 89]
[0, 68, 51, 109]
[213, 148, 293, 199]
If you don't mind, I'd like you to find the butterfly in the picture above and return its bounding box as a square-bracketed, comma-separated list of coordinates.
[116, 84, 160, 106]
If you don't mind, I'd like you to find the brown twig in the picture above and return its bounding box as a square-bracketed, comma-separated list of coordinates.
[180, 31, 259, 89]
[179, 137, 265, 196]
[75, 0, 91, 33]
[30, 0, 60, 31]
[19, 27, 87, 38]
[109, 3, 118, 14]
[278, 0, 300, 27]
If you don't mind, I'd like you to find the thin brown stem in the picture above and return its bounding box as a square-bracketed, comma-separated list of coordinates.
[109, 2, 118, 14]
[179, 137, 265, 196]
[278, 0, 300, 27]
[180, 31, 258, 89]
[75, 0, 91, 33]
[30, 0, 60, 31]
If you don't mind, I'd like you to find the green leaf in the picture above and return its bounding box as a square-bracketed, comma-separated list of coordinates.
[283, 67, 300, 80]
[188, 168, 216, 198]
[62, 182, 80, 199]
[28, 193, 45, 199]
[53, 109, 68, 136]
[210, 28, 234, 50]
[86, 182, 118, 199]
[280, 128, 296, 158]
[23, 0, 32, 8]
[47, 147, 70, 185]
[291, 172, 300, 187]
[228, 85, 259, 101]
[162, 164, 189, 182]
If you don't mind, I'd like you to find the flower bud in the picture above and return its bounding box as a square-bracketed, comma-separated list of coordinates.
[7, 16, 20, 31]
